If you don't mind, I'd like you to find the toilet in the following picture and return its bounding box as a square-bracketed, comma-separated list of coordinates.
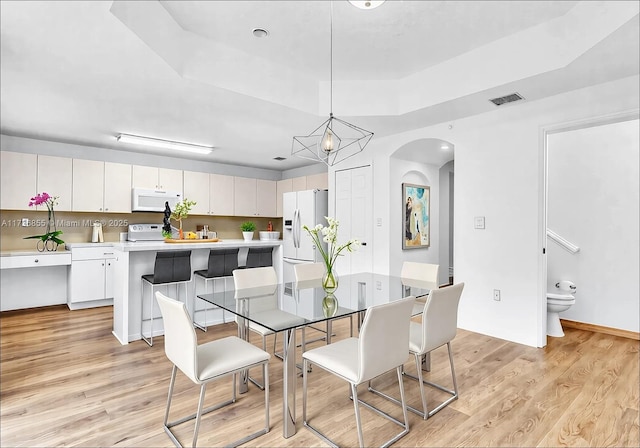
[547, 280, 577, 337]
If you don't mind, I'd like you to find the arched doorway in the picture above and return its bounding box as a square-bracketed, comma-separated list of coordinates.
[390, 138, 455, 285]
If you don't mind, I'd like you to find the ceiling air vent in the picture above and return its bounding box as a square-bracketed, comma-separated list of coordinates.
[489, 92, 524, 106]
[273, 156, 286, 161]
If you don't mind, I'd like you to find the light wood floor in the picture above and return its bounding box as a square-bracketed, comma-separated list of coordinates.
[1, 305, 638, 447]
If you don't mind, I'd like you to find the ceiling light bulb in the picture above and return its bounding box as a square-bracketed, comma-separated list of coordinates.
[252, 28, 269, 38]
[322, 129, 334, 153]
[441, 144, 450, 150]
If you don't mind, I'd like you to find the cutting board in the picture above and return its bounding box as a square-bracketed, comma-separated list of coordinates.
[164, 238, 220, 243]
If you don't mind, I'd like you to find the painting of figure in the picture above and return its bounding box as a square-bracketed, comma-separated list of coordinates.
[402, 183, 430, 249]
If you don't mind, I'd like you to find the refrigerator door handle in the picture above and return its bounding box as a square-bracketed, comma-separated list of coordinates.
[293, 209, 300, 248]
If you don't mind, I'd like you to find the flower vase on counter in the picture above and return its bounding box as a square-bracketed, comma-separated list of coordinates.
[23, 192, 64, 252]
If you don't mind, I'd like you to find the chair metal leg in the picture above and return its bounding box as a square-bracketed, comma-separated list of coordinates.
[163, 360, 270, 448]
[141, 280, 153, 346]
[371, 344, 459, 419]
[351, 383, 364, 448]
[192, 384, 207, 447]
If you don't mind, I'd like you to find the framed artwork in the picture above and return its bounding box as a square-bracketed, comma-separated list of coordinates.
[403, 183, 430, 249]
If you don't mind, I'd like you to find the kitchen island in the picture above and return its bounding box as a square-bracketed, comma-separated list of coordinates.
[110, 239, 283, 344]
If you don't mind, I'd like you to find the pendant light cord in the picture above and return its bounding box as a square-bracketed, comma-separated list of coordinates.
[330, 0, 333, 116]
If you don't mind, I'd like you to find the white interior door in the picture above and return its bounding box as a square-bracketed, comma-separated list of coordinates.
[335, 165, 372, 275]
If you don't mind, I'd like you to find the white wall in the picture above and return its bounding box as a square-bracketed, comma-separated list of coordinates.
[330, 74, 639, 348]
[547, 119, 639, 333]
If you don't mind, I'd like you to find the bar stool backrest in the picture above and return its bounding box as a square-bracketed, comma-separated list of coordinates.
[153, 250, 192, 284]
[246, 247, 273, 268]
[206, 249, 239, 278]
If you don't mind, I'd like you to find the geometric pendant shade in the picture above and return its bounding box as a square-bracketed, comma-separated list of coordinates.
[292, 113, 373, 166]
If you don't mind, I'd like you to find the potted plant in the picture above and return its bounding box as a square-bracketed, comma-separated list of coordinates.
[166, 198, 197, 239]
[241, 221, 256, 241]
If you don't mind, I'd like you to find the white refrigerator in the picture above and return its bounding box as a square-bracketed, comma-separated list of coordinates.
[282, 189, 328, 284]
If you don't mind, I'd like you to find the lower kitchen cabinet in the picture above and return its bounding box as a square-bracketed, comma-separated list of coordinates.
[68, 247, 116, 309]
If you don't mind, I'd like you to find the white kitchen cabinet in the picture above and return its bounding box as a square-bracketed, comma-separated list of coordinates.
[292, 176, 307, 191]
[37, 155, 72, 211]
[276, 178, 293, 217]
[256, 179, 276, 216]
[132, 165, 183, 193]
[306, 172, 329, 190]
[233, 177, 256, 217]
[233, 177, 276, 217]
[0, 151, 36, 210]
[103, 162, 132, 213]
[68, 247, 116, 308]
[210, 173, 234, 216]
[72, 159, 104, 212]
[183, 170, 210, 215]
[73, 160, 131, 212]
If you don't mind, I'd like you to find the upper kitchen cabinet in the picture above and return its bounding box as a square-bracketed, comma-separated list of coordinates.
[72, 160, 132, 212]
[1, 151, 36, 210]
[37, 155, 72, 211]
[132, 165, 183, 193]
[276, 179, 293, 217]
[72, 159, 104, 212]
[292, 176, 307, 191]
[233, 177, 276, 217]
[306, 172, 329, 190]
[210, 173, 234, 216]
[103, 162, 132, 213]
[183, 170, 210, 215]
[256, 179, 276, 217]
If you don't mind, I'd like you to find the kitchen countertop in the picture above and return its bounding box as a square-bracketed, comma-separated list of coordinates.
[113, 239, 282, 252]
[64, 242, 116, 249]
[1, 249, 71, 257]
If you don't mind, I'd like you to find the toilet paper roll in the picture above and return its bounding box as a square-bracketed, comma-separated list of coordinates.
[555, 280, 577, 292]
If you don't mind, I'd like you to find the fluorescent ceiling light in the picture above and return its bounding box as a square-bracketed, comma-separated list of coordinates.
[116, 134, 213, 155]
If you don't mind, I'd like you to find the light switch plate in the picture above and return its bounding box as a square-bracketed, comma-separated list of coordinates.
[474, 216, 485, 229]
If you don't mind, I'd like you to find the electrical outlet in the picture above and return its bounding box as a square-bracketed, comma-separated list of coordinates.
[376, 281, 382, 290]
[376, 218, 382, 227]
[493, 289, 501, 301]
[21, 218, 29, 227]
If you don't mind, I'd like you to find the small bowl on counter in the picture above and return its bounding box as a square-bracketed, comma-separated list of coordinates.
[259, 231, 280, 241]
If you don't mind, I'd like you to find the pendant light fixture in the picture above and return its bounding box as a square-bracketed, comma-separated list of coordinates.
[292, 1, 373, 167]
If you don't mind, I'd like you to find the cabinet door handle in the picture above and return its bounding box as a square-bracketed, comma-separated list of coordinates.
[34, 259, 39, 263]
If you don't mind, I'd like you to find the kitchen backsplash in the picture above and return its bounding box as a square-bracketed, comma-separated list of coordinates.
[0, 210, 281, 251]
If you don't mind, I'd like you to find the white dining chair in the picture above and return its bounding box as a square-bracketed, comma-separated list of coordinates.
[370, 282, 465, 419]
[302, 296, 415, 448]
[401, 261, 439, 315]
[232, 266, 278, 390]
[155, 291, 270, 447]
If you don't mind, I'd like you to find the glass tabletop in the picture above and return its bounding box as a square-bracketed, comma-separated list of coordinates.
[197, 272, 435, 333]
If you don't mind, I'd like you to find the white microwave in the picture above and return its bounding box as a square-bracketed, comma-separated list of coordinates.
[131, 188, 182, 212]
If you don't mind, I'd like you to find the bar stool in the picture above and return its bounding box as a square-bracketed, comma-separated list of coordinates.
[141, 250, 192, 346]
[242, 247, 273, 268]
[193, 248, 239, 331]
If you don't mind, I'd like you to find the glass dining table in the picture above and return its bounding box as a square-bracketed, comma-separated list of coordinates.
[198, 272, 435, 438]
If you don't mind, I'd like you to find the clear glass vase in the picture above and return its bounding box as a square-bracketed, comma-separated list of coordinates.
[322, 267, 338, 293]
[38, 207, 58, 252]
[322, 293, 338, 317]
